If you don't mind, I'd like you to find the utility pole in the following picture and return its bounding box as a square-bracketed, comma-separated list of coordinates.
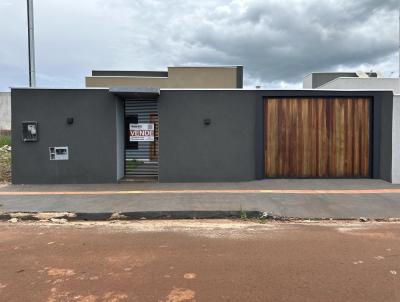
[27, 0, 36, 87]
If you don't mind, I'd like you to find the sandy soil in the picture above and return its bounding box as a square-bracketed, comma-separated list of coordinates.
[0, 220, 400, 301]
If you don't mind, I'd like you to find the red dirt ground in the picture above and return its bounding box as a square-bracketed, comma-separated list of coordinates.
[0, 220, 400, 302]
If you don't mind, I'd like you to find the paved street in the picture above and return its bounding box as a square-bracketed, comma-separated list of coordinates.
[1, 220, 400, 301]
[1, 179, 400, 219]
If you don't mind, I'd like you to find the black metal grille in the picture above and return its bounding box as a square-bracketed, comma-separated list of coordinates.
[124, 100, 159, 179]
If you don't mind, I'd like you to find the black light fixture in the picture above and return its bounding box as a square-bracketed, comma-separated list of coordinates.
[66, 117, 74, 125]
[203, 118, 211, 126]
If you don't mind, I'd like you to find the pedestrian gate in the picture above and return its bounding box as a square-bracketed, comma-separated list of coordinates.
[124, 99, 159, 179]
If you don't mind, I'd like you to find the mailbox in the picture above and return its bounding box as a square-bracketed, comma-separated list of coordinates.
[49, 147, 69, 160]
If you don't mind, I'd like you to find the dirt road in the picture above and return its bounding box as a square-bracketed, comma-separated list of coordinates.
[0, 220, 400, 302]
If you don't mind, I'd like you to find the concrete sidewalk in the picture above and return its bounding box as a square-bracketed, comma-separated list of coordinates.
[1, 179, 400, 220]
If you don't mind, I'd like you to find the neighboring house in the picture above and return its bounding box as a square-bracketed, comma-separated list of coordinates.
[304, 72, 400, 184]
[303, 72, 381, 89]
[86, 66, 243, 89]
[0, 92, 11, 135]
[9, 66, 399, 184]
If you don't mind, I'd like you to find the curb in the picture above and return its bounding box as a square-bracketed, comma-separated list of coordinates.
[1, 211, 400, 222]
[0, 211, 264, 221]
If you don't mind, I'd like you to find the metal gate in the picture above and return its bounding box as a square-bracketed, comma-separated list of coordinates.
[124, 99, 159, 179]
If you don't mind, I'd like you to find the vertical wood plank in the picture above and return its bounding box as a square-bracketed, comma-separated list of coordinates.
[266, 99, 278, 177]
[361, 99, 370, 176]
[264, 97, 370, 178]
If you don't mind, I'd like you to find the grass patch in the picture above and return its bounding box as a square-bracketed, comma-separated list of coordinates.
[239, 206, 247, 220]
[125, 160, 144, 171]
[0, 135, 11, 147]
[0, 149, 11, 183]
[0, 135, 11, 182]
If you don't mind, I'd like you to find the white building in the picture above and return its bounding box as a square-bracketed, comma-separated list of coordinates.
[0, 92, 11, 133]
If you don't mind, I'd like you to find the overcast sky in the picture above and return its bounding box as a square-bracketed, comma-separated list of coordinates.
[0, 0, 398, 90]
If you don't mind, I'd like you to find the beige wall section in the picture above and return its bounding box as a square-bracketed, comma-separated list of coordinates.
[86, 76, 168, 88]
[85, 66, 239, 88]
[167, 67, 237, 88]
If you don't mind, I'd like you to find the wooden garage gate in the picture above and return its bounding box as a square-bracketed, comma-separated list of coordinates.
[264, 97, 371, 178]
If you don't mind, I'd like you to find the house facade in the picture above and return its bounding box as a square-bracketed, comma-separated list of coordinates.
[10, 67, 399, 184]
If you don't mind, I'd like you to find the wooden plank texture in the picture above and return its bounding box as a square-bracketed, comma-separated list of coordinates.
[264, 97, 371, 178]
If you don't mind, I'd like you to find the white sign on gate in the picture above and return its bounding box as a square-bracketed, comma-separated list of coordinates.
[129, 123, 154, 142]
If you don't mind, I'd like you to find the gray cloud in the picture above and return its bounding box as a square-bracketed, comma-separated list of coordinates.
[0, 0, 398, 90]
[171, 0, 398, 86]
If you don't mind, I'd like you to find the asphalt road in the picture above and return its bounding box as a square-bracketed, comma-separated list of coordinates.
[1, 220, 400, 302]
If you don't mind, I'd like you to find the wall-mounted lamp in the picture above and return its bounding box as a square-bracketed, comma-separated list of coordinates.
[66, 117, 74, 125]
[203, 118, 211, 126]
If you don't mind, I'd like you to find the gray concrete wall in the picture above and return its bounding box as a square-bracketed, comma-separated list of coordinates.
[393, 95, 400, 184]
[303, 74, 313, 89]
[158, 90, 258, 182]
[11, 88, 394, 184]
[116, 97, 124, 180]
[159, 89, 393, 183]
[236, 66, 244, 89]
[303, 73, 358, 89]
[373, 92, 393, 182]
[318, 78, 400, 93]
[0, 92, 11, 131]
[11, 89, 118, 184]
